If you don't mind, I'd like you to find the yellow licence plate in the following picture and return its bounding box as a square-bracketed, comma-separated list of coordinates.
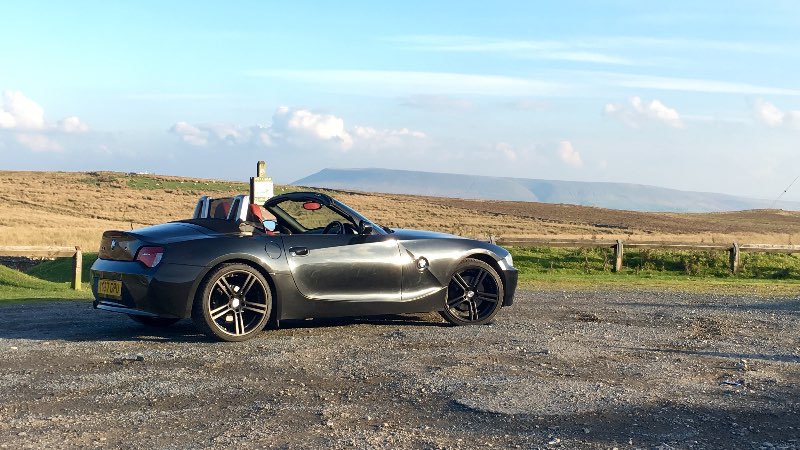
[98, 279, 122, 299]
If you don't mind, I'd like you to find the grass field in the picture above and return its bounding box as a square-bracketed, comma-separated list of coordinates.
[2, 170, 800, 300]
[2, 248, 799, 303]
[0, 264, 91, 301]
[510, 246, 800, 295]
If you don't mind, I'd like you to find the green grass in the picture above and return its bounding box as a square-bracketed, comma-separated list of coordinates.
[0, 253, 98, 302]
[0, 264, 93, 301]
[510, 246, 800, 295]
[4, 246, 800, 303]
[27, 252, 98, 284]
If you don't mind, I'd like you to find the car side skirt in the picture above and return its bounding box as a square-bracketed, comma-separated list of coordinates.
[274, 277, 447, 320]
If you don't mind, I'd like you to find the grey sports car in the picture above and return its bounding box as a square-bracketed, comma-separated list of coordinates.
[91, 191, 518, 341]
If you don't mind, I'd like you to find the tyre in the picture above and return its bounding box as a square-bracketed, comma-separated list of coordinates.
[127, 315, 181, 327]
[439, 258, 504, 326]
[191, 263, 272, 342]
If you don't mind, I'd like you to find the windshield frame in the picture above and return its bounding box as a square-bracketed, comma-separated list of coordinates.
[263, 192, 388, 235]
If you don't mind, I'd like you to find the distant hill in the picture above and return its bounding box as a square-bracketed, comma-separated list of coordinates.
[294, 168, 800, 213]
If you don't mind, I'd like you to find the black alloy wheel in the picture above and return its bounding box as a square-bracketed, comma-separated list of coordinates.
[440, 258, 504, 326]
[192, 263, 272, 342]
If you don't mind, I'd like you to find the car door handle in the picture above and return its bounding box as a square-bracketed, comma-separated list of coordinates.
[289, 247, 309, 257]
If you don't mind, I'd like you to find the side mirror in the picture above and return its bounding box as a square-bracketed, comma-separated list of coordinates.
[263, 220, 277, 232]
[358, 220, 373, 235]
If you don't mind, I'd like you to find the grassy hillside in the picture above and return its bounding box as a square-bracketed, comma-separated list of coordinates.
[0, 264, 92, 300]
[295, 168, 800, 212]
[2, 170, 800, 253]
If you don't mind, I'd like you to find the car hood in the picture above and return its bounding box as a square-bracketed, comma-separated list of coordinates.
[389, 228, 464, 240]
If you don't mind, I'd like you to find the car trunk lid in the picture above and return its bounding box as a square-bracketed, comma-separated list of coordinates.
[98, 222, 210, 261]
[98, 231, 140, 261]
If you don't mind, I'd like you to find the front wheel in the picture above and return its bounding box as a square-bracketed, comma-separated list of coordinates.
[192, 263, 272, 342]
[440, 258, 504, 326]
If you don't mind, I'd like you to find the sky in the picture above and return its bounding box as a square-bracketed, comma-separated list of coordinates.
[1, 1, 800, 201]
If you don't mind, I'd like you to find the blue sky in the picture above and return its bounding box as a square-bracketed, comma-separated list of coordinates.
[1, 1, 800, 201]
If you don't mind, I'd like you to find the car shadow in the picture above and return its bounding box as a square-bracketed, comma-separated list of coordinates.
[0, 299, 446, 343]
[277, 313, 448, 330]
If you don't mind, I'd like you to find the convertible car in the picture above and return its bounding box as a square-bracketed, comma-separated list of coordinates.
[91, 192, 518, 341]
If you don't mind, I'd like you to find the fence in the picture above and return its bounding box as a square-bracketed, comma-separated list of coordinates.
[0, 246, 83, 290]
[490, 238, 800, 274]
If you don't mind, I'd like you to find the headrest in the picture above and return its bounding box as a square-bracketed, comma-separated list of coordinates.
[214, 202, 231, 219]
[247, 204, 264, 223]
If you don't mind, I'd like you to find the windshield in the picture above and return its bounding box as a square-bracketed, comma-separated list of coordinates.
[271, 199, 351, 232]
[264, 194, 386, 235]
[329, 198, 385, 233]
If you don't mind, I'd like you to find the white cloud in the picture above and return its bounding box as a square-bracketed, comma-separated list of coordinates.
[245, 69, 566, 97]
[390, 35, 633, 65]
[249, 67, 800, 100]
[605, 96, 683, 128]
[557, 141, 582, 167]
[272, 106, 353, 150]
[352, 126, 426, 150]
[0, 90, 90, 153]
[58, 116, 89, 133]
[390, 35, 786, 68]
[168, 121, 273, 147]
[170, 106, 426, 152]
[15, 133, 62, 152]
[0, 91, 46, 130]
[494, 142, 518, 161]
[753, 99, 800, 129]
[170, 121, 209, 146]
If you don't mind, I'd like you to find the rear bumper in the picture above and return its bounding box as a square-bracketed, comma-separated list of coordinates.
[91, 259, 204, 319]
[94, 299, 163, 317]
[501, 267, 518, 306]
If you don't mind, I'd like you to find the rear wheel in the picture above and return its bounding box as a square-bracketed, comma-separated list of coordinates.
[127, 315, 180, 327]
[440, 258, 504, 326]
[192, 263, 272, 342]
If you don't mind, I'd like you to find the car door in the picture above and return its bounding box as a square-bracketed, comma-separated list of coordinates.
[282, 233, 402, 301]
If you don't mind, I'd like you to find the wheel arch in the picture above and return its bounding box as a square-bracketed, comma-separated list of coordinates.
[184, 254, 280, 323]
[464, 252, 508, 303]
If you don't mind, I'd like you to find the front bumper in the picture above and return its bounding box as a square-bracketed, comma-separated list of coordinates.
[91, 259, 205, 319]
[501, 267, 518, 306]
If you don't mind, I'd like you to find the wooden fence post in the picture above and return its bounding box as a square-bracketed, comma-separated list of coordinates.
[72, 246, 82, 290]
[614, 239, 624, 272]
[730, 243, 740, 274]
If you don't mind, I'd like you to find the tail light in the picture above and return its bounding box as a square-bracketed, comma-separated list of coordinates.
[135, 246, 164, 268]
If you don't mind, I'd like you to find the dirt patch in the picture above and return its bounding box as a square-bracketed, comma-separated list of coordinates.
[1, 290, 799, 449]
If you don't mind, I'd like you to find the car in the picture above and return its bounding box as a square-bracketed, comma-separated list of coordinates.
[90, 191, 518, 341]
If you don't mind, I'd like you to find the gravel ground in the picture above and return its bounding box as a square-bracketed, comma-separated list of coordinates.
[1, 290, 799, 450]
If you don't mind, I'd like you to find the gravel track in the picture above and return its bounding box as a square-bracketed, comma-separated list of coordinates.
[1, 290, 799, 449]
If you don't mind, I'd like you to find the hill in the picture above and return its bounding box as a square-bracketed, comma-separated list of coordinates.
[294, 168, 800, 213]
[1, 171, 799, 252]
